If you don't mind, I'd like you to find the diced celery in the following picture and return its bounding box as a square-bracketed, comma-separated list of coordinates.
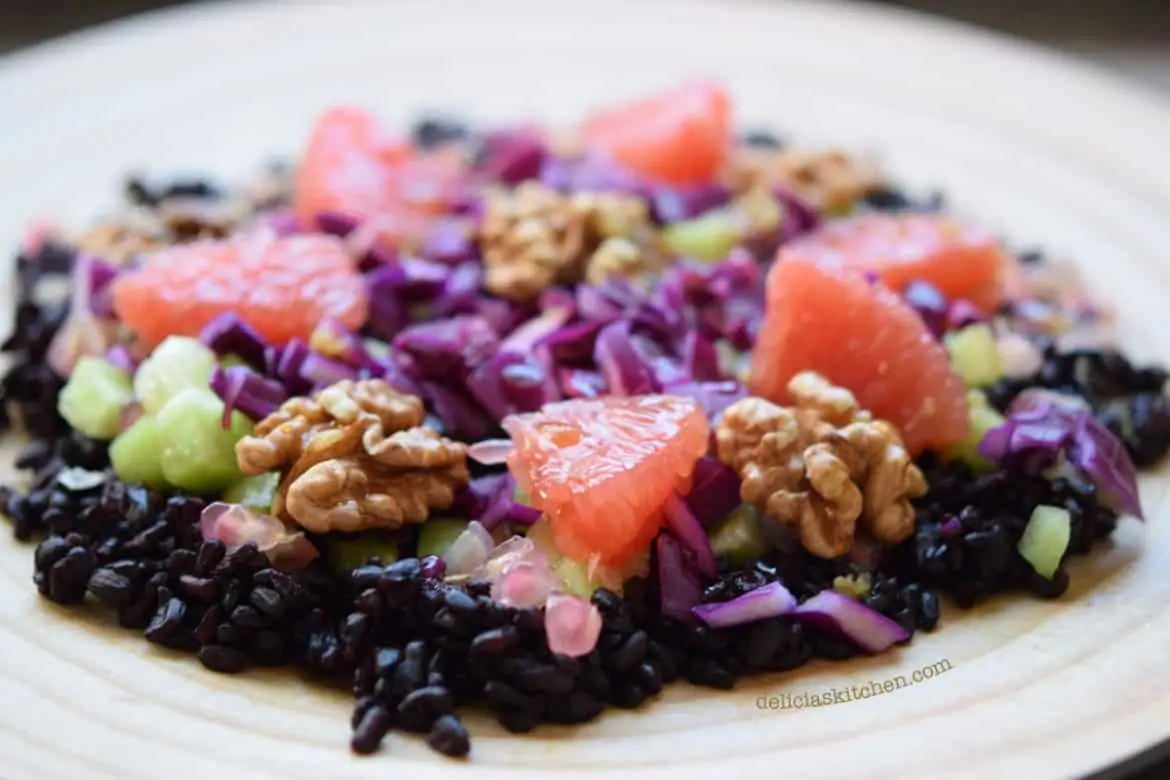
[943, 390, 1005, 473]
[417, 518, 471, 560]
[662, 211, 742, 263]
[363, 338, 392, 362]
[221, 472, 281, 512]
[715, 339, 740, 378]
[1018, 505, 1071, 579]
[833, 573, 873, 600]
[708, 504, 768, 565]
[326, 534, 399, 573]
[552, 556, 597, 598]
[513, 485, 532, 506]
[945, 323, 1004, 388]
[134, 336, 217, 415]
[109, 415, 170, 490]
[57, 356, 134, 440]
[524, 515, 557, 554]
[219, 354, 251, 369]
[156, 387, 253, 494]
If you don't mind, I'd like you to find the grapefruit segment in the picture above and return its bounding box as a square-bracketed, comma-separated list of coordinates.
[293, 106, 466, 249]
[503, 396, 710, 565]
[779, 212, 1009, 312]
[111, 231, 366, 349]
[751, 259, 968, 455]
[580, 82, 732, 186]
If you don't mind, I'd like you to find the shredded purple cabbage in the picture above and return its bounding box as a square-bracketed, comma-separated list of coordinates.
[692, 581, 797, 628]
[663, 492, 717, 577]
[978, 388, 1143, 519]
[792, 590, 909, 653]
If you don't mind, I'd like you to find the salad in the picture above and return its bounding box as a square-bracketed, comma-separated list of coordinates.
[1, 82, 1166, 759]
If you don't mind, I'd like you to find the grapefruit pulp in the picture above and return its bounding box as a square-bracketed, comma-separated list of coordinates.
[503, 395, 710, 565]
[293, 106, 466, 250]
[580, 82, 732, 187]
[751, 258, 968, 455]
[111, 231, 366, 349]
[779, 212, 1009, 312]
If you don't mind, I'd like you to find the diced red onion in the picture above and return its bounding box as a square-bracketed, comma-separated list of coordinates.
[210, 364, 288, 427]
[199, 311, 269, 369]
[442, 520, 495, 575]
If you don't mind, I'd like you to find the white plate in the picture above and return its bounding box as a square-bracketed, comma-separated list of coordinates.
[3, 2, 1170, 778]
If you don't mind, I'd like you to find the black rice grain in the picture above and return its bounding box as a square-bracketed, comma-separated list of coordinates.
[426, 715, 471, 758]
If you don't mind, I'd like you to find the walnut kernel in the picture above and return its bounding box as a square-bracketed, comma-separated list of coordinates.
[715, 371, 926, 559]
[236, 379, 468, 533]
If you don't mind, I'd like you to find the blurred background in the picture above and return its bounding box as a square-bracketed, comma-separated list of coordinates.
[2, 0, 1169, 96]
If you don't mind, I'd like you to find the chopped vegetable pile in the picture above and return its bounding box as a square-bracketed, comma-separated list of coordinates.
[2, 82, 1166, 760]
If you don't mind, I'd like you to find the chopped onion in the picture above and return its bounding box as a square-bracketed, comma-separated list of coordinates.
[199, 311, 269, 370]
[691, 581, 797, 628]
[792, 590, 909, 653]
[210, 364, 289, 427]
[442, 520, 495, 575]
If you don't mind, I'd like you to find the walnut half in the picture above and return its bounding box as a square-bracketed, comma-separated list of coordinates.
[723, 147, 885, 214]
[235, 379, 468, 533]
[715, 372, 926, 559]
